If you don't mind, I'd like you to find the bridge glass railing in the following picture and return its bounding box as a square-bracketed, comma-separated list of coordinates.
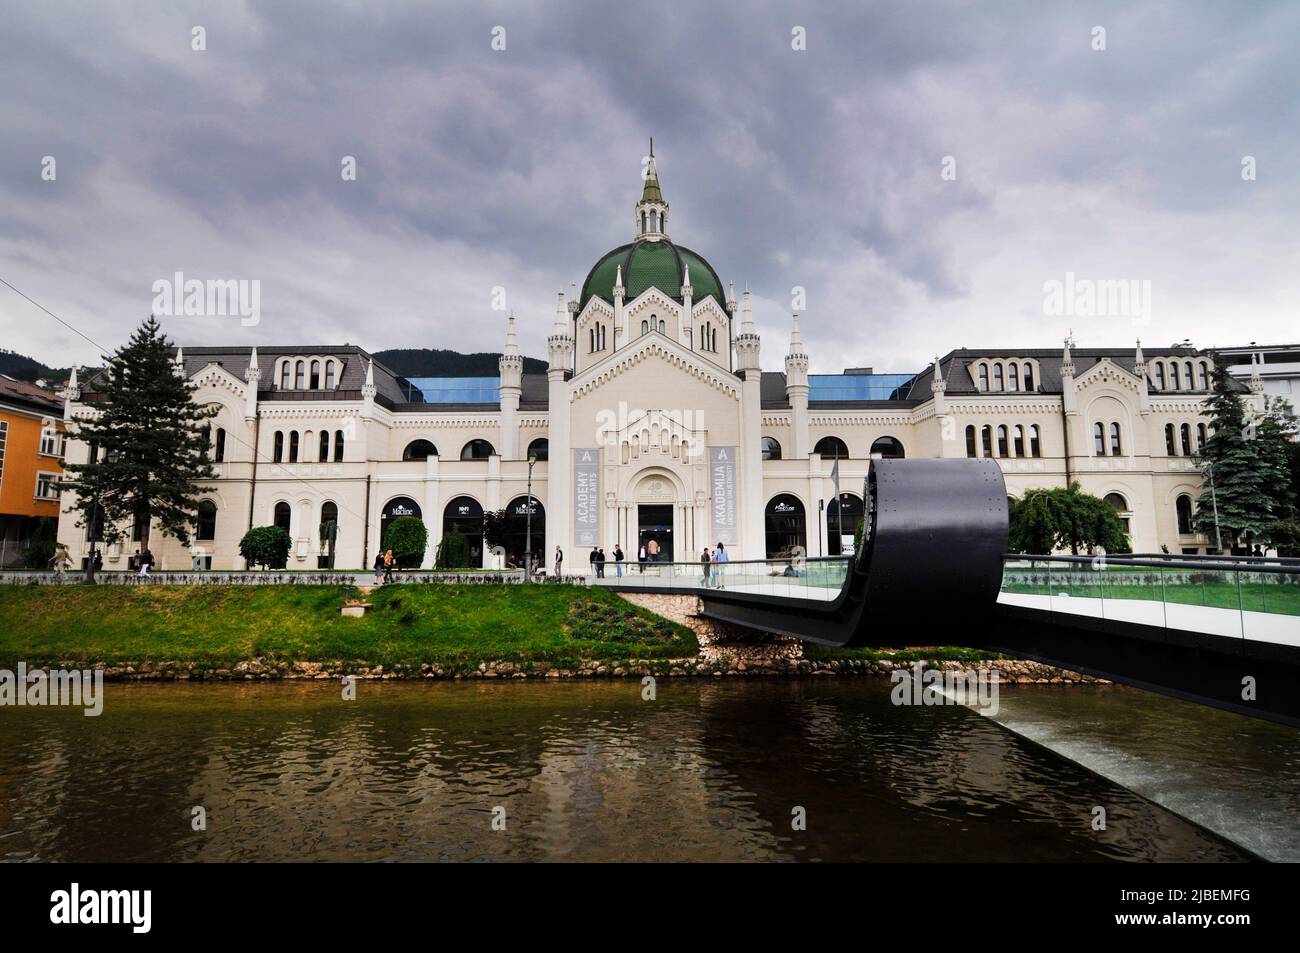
[1000, 555, 1300, 646]
[593, 556, 852, 601]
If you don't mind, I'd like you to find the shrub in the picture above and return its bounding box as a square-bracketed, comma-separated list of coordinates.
[435, 527, 470, 569]
[383, 515, 428, 568]
[240, 525, 291, 569]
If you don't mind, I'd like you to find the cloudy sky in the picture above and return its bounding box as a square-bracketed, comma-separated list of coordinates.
[2, 1, 1297, 375]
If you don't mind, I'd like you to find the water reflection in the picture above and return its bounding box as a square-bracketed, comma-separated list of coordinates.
[0, 681, 1250, 862]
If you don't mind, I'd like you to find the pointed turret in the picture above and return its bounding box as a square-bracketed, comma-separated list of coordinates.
[1134, 339, 1150, 414]
[634, 138, 669, 240]
[735, 287, 761, 374]
[499, 313, 524, 458]
[244, 347, 260, 420]
[174, 347, 185, 378]
[549, 290, 574, 375]
[1061, 335, 1077, 415]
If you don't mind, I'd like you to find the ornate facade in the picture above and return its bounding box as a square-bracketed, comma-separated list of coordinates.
[57, 149, 1263, 571]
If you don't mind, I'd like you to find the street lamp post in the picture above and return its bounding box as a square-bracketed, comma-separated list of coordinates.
[1206, 461, 1224, 554]
[83, 468, 101, 585]
[525, 453, 537, 580]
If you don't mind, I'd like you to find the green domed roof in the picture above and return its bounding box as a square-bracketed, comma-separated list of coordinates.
[580, 239, 728, 313]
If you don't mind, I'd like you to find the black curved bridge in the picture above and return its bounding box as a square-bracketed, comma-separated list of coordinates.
[697, 458, 1008, 647]
[598, 458, 1300, 727]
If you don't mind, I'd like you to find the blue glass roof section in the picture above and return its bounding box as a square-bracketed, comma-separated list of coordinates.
[406, 376, 500, 403]
[808, 374, 915, 401]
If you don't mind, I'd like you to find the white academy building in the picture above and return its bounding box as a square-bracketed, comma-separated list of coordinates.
[57, 147, 1264, 571]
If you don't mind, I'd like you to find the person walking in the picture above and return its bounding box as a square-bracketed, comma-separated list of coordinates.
[613, 545, 624, 577]
[137, 547, 154, 579]
[383, 549, 394, 584]
[701, 547, 712, 585]
[554, 544, 564, 578]
[647, 537, 660, 563]
[712, 541, 728, 588]
[596, 547, 606, 578]
[373, 549, 385, 585]
[637, 543, 647, 573]
[589, 546, 599, 577]
[50, 544, 71, 579]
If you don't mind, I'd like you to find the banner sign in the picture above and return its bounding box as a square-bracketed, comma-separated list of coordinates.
[574, 448, 600, 547]
[710, 446, 738, 545]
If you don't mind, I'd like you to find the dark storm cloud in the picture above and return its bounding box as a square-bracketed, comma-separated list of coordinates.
[1, 0, 1297, 373]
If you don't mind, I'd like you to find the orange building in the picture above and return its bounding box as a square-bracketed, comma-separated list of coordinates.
[0, 374, 66, 567]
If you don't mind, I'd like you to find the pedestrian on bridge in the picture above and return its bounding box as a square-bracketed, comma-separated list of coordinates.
[712, 542, 728, 588]
[614, 545, 624, 577]
[701, 548, 712, 585]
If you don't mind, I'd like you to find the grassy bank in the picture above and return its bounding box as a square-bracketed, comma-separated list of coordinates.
[0, 584, 698, 672]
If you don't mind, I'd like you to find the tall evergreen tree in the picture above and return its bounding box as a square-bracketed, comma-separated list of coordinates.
[1256, 395, 1300, 549]
[63, 316, 215, 549]
[1192, 360, 1272, 547]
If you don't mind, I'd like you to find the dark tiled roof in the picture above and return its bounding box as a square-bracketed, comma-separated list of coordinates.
[901, 347, 1244, 398]
[0, 374, 62, 415]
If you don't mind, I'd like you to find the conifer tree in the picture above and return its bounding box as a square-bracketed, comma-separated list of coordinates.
[63, 316, 216, 549]
[1192, 360, 1272, 547]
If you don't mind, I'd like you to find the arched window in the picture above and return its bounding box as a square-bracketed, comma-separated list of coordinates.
[641, 320, 649, 335]
[325, 361, 336, 389]
[764, 494, 807, 558]
[1013, 425, 1025, 457]
[1198, 362, 1209, 390]
[870, 436, 905, 459]
[319, 431, 330, 462]
[319, 501, 338, 566]
[761, 437, 782, 461]
[1171, 362, 1181, 390]
[1180, 423, 1192, 456]
[461, 439, 496, 460]
[1196, 423, 1207, 452]
[1110, 422, 1122, 456]
[981, 425, 993, 457]
[993, 363, 1004, 391]
[1155, 364, 1166, 389]
[273, 431, 284, 462]
[196, 500, 217, 541]
[295, 360, 306, 389]
[1093, 422, 1106, 455]
[214, 427, 226, 463]
[641, 211, 647, 234]
[280, 361, 291, 390]
[333, 430, 344, 463]
[997, 426, 1009, 457]
[288, 431, 299, 463]
[977, 364, 989, 391]
[814, 436, 849, 459]
[1023, 363, 1034, 391]
[1008, 363, 1019, 391]
[1176, 495, 1194, 534]
[658, 319, 665, 333]
[826, 493, 865, 556]
[273, 501, 291, 534]
[1029, 424, 1041, 458]
[1185, 361, 1194, 390]
[1104, 493, 1131, 535]
[309, 360, 321, 389]
[1165, 423, 1177, 456]
[403, 439, 439, 461]
[527, 438, 549, 462]
[965, 425, 977, 458]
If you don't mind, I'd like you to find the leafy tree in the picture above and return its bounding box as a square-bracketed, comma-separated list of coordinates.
[1192, 361, 1273, 547]
[1009, 483, 1131, 555]
[239, 525, 291, 569]
[20, 517, 58, 569]
[435, 527, 470, 569]
[62, 316, 215, 548]
[481, 508, 510, 549]
[382, 515, 428, 568]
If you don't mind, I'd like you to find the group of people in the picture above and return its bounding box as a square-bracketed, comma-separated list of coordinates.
[372, 549, 397, 584]
[586, 544, 631, 578]
[700, 542, 729, 587]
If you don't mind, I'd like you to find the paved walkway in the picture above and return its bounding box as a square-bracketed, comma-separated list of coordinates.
[998, 591, 1300, 648]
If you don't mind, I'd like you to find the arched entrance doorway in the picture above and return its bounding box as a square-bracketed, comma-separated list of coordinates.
[441, 496, 483, 568]
[765, 494, 807, 558]
[379, 496, 423, 565]
[632, 473, 678, 563]
[502, 495, 544, 569]
[827, 492, 864, 555]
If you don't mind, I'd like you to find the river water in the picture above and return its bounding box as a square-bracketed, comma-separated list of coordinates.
[0, 679, 1292, 862]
